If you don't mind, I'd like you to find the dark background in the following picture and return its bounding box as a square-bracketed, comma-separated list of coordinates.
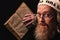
[0, 0, 39, 40]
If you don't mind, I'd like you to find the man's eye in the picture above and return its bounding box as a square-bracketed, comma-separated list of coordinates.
[45, 14, 52, 17]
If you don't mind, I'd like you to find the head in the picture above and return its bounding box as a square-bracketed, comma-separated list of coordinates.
[34, 0, 60, 40]
[34, 4, 57, 40]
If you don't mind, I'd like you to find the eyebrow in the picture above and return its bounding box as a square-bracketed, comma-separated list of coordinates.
[37, 11, 51, 14]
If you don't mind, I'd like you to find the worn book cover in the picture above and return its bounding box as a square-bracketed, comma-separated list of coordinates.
[4, 2, 34, 40]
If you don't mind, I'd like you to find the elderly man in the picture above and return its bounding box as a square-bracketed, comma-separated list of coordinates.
[22, 0, 60, 40]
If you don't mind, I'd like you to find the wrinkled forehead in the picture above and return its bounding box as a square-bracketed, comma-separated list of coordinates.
[37, 4, 52, 13]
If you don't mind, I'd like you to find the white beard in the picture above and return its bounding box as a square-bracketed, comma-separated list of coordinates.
[34, 25, 55, 40]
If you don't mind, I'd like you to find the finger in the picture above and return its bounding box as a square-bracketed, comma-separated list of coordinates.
[23, 16, 31, 21]
[24, 15, 35, 20]
[25, 20, 34, 27]
[22, 17, 32, 23]
[24, 13, 35, 17]
[25, 14, 32, 17]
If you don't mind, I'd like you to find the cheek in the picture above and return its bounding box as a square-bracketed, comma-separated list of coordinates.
[45, 18, 52, 24]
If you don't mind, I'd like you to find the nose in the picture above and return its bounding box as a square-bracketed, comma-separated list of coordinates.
[40, 15, 45, 23]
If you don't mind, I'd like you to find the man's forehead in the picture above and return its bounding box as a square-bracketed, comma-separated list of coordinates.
[37, 4, 52, 13]
[37, 4, 51, 10]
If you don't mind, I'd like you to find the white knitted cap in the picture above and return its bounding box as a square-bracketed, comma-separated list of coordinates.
[38, 0, 60, 12]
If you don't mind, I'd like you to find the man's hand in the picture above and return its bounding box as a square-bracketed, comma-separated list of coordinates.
[22, 13, 35, 27]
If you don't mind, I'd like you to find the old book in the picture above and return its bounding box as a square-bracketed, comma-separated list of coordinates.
[4, 2, 34, 40]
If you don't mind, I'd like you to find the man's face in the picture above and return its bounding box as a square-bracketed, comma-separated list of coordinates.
[35, 4, 57, 40]
[37, 5, 54, 26]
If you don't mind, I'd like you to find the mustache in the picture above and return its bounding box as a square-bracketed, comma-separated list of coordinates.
[39, 23, 51, 29]
[39, 22, 48, 26]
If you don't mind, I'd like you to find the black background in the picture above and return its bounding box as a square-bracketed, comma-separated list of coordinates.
[0, 0, 39, 40]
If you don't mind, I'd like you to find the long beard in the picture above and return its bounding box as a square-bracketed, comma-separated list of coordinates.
[34, 24, 56, 40]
